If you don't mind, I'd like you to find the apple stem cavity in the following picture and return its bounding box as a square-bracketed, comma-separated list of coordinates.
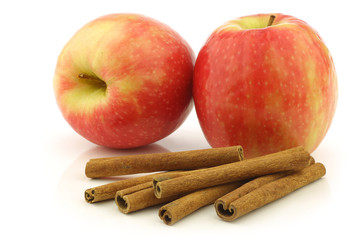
[78, 73, 107, 90]
[267, 15, 276, 27]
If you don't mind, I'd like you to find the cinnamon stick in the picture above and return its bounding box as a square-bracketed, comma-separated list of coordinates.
[86, 145, 244, 178]
[85, 171, 186, 203]
[158, 182, 244, 225]
[215, 172, 290, 212]
[215, 157, 315, 210]
[154, 147, 310, 199]
[115, 182, 181, 214]
[215, 162, 326, 221]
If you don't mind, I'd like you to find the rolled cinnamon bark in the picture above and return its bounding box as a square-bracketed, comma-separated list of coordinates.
[159, 182, 244, 225]
[154, 147, 310, 199]
[115, 182, 181, 214]
[215, 172, 289, 211]
[215, 157, 315, 210]
[85, 171, 185, 203]
[85, 145, 243, 178]
[215, 162, 326, 221]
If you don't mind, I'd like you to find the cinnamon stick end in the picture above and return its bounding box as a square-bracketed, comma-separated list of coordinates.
[215, 200, 236, 221]
[237, 146, 244, 161]
[85, 189, 95, 203]
[85, 162, 95, 178]
[153, 177, 171, 189]
[115, 192, 130, 214]
[154, 182, 162, 199]
[159, 208, 174, 225]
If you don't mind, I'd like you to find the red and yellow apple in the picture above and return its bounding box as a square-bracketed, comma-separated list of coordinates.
[193, 13, 337, 158]
[53, 14, 194, 148]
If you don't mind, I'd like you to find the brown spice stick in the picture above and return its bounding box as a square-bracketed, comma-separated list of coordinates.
[216, 162, 326, 221]
[85, 145, 243, 178]
[154, 146, 310, 199]
[215, 156, 315, 210]
[115, 182, 181, 214]
[158, 182, 244, 225]
[85, 171, 186, 203]
[215, 172, 290, 211]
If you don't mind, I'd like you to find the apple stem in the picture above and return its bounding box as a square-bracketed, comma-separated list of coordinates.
[78, 73, 107, 89]
[267, 15, 276, 27]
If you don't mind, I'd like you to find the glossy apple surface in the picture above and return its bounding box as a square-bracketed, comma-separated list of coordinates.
[54, 14, 194, 148]
[193, 13, 337, 158]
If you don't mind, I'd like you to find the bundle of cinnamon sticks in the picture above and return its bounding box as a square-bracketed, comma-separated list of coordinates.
[84, 145, 326, 225]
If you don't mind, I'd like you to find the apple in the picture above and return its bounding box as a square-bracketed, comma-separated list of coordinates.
[193, 13, 338, 158]
[53, 14, 194, 148]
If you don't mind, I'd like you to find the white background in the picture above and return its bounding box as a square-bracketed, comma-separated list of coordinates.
[1, 0, 359, 239]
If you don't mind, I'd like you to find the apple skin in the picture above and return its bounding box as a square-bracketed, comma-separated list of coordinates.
[193, 13, 337, 158]
[54, 14, 195, 148]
